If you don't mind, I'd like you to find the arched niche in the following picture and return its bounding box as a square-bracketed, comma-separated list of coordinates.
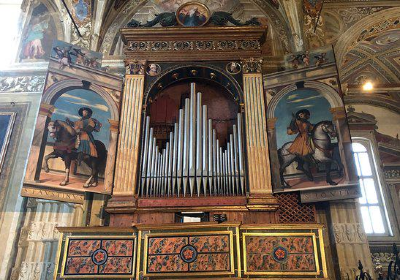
[145, 64, 244, 106]
[42, 79, 119, 121]
[267, 81, 343, 119]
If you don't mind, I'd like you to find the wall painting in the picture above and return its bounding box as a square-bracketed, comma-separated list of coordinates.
[20, 3, 56, 61]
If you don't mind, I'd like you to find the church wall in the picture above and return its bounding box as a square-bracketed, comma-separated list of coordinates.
[0, 0, 398, 279]
[0, 85, 43, 279]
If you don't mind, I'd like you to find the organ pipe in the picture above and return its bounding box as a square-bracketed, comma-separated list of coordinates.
[140, 83, 245, 197]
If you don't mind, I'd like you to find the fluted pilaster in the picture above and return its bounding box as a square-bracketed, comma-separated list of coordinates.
[113, 69, 145, 196]
[242, 59, 277, 210]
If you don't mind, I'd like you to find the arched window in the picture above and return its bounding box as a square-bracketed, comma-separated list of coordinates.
[0, 1, 22, 67]
[352, 140, 392, 235]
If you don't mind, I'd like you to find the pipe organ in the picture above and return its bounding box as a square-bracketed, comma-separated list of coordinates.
[139, 83, 245, 197]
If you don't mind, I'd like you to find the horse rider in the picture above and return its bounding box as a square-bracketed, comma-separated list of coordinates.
[66, 107, 102, 165]
[287, 109, 315, 158]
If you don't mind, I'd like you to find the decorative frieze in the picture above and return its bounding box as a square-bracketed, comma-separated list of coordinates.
[372, 252, 396, 265]
[384, 169, 400, 180]
[0, 76, 45, 93]
[331, 223, 367, 244]
[127, 40, 261, 52]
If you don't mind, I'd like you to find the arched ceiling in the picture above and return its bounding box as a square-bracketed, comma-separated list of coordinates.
[98, 0, 292, 57]
[341, 29, 400, 86]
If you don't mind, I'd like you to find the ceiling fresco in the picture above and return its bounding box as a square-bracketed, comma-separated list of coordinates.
[341, 29, 400, 86]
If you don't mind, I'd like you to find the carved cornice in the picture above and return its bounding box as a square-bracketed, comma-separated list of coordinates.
[120, 26, 266, 61]
[0, 76, 45, 93]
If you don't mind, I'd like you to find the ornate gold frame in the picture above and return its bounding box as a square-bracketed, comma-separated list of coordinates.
[58, 235, 137, 279]
[142, 230, 236, 277]
[241, 225, 328, 278]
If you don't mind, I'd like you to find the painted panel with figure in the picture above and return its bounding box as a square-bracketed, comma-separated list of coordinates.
[22, 40, 122, 203]
[275, 89, 344, 191]
[42, 89, 110, 191]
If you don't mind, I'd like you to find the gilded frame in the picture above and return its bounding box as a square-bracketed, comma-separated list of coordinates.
[242, 227, 327, 278]
[58, 235, 137, 279]
[142, 230, 235, 277]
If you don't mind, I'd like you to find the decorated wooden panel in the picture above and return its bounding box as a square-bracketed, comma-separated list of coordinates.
[54, 229, 137, 279]
[242, 225, 327, 278]
[143, 232, 234, 276]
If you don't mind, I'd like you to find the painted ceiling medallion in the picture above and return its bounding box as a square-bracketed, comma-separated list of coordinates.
[74, 0, 89, 22]
[176, 2, 211, 27]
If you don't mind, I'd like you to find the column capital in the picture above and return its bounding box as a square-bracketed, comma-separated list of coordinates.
[241, 57, 263, 74]
[125, 60, 146, 75]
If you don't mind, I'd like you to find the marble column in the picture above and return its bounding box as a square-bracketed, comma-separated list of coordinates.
[113, 61, 146, 196]
[10, 199, 84, 280]
[25, 103, 54, 182]
[328, 200, 374, 279]
[242, 58, 278, 210]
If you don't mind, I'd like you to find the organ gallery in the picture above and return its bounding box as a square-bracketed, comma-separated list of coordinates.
[0, 1, 399, 279]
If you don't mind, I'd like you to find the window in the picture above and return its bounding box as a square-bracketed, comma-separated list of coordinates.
[352, 141, 391, 235]
[0, 1, 22, 68]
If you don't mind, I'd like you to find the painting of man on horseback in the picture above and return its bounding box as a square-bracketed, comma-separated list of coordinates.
[274, 89, 345, 190]
[44, 106, 107, 188]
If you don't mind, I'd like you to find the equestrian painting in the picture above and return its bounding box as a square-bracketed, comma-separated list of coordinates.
[42, 89, 111, 191]
[274, 89, 344, 190]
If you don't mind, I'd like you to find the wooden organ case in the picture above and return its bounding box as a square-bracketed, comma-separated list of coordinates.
[54, 25, 328, 280]
[107, 26, 279, 224]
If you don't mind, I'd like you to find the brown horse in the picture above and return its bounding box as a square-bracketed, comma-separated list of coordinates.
[44, 120, 107, 187]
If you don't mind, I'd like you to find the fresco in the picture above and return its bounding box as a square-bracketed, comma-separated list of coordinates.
[275, 89, 344, 190]
[71, 0, 92, 27]
[284, 47, 335, 70]
[20, 3, 56, 61]
[43, 89, 111, 191]
[151, 0, 239, 13]
[176, 2, 210, 27]
[51, 40, 103, 70]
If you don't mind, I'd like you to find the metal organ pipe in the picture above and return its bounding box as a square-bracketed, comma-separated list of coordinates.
[140, 83, 245, 197]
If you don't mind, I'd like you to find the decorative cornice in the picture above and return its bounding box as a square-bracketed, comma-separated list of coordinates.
[120, 26, 266, 61]
[0, 76, 45, 93]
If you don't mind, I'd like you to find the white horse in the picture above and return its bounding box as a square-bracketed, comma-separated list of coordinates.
[278, 121, 344, 187]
